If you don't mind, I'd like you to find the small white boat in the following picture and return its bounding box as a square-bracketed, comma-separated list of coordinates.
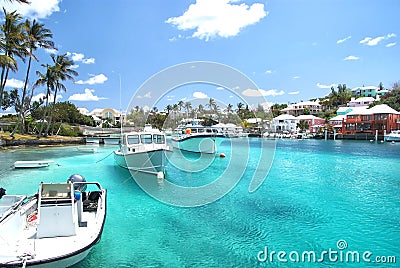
[0, 175, 107, 268]
[14, 160, 55, 168]
[77, 146, 98, 153]
[171, 120, 225, 154]
[113, 125, 169, 176]
[384, 130, 400, 142]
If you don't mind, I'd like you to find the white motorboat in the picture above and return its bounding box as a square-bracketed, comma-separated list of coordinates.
[0, 175, 107, 267]
[113, 126, 169, 176]
[171, 120, 224, 154]
[384, 130, 400, 142]
[14, 160, 55, 168]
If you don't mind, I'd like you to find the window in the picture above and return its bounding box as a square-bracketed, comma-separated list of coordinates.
[154, 134, 165, 144]
[141, 134, 152, 144]
[104, 111, 113, 119]
[127, 135, 139, 144]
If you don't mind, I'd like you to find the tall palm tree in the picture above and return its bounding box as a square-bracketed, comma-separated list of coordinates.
[0, 8, 27, 108]
[45, 54, 78, 135]
[184, 101, 192, 118]
[11, 19, 54, 136]
[34, 64, 55, 137]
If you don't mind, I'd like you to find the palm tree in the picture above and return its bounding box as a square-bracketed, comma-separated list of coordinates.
[184, 101, 192, 118]
[297, 120, 310, 133]
[226, 103, 233, 114]
[11, 19, 54, 136]
[207, 98, 217, 112]
[45, 54, 78, 135]
[0, 8, 27, 108]
[34, 64, 55, 137]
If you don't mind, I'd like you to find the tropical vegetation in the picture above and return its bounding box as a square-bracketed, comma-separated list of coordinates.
[0, 3, 79, 138]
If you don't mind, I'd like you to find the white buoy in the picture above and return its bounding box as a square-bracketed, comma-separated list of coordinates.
[157, 171, 164, 185]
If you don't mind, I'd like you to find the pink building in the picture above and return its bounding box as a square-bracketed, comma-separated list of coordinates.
[297, 115, 325, 133]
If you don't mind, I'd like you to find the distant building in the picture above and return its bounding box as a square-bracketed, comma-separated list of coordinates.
[351, 86, 389, 99]
[79, 108, 126, 127]
[281, 100, 322, 116]
[272, 114, 297, 132]
[348, 97, 375, 107]
[296, 114, 325, 133]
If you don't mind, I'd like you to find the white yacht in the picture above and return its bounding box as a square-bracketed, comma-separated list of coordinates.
[384, 130, 400, 142]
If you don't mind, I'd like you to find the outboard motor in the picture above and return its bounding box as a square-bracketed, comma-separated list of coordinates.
[67, 174, 87, 192]
[0, 188, 5, 199]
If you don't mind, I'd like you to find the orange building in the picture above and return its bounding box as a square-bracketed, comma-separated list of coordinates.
[342, 104, 400, 137]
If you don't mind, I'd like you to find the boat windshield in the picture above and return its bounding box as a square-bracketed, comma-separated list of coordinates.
[154, 134, 165, 144]
[141, 134, 153, 144]
[127, 135, 140, 145]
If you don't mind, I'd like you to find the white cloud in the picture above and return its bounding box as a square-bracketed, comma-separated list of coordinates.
[68, 89, 107, 101]
[386, 42, 396, 47]
[136, 92, 152, 99]
[82, 58, 95, 64]
[66, 52, 95, 65]
[5, 78, 24, 88]
[344, 55, 360, 61]
[166, 0, 267, 41]
[360, 36, 385, 46]
[193, 91, 208, 99]
[293, 76, 300, 79]
[45, 48, 58, 54]
[216, 86, 224, 90]
[0, 0, 61, 19]
[316, 83, 336, 89]
[337, 36, 351, 44]
[387, 33, 396, 39]
[265, 70, 273, 74]
[242, 88, 284, 97]
[76, 74, 108, 85]
[288, 91, 300, 95]
[31, 93, 62, 103]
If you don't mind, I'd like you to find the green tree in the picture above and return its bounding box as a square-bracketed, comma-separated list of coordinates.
[0, 8, 26, 108]
[11, 19, 54, 136]
[46, 53, 78, 135]
[371, 83, 400, 111]
[297, 120, 310, 132]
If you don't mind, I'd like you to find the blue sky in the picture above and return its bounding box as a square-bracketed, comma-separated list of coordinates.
[1, 0, 399, 114]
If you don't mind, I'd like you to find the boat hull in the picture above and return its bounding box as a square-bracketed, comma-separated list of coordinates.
[0, 186, 107, 268]
[14, 160, 54, 168]
[171, 135, 224, 154]
[114, 149, 165, 174]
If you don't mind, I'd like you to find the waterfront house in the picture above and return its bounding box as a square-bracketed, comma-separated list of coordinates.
[296, 115, 325, 133]
[342, 104, 400, 138]
[272, 114, 298, 132]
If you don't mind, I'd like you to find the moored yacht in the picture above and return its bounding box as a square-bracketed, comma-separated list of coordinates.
[171, 119, 224, 154]
[113, 125, 169, 176]
[384, 130, 400, 142]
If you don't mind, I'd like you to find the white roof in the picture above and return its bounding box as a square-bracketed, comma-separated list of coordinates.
[329, 115, 346, 121]
[274, 114, 297, 120]
[368, 104, 400, 114]
[346, 104, 399, 115]
[349, 97, 375, 103]
[346, 106, 370, 115]
[296, 114, 324, 120]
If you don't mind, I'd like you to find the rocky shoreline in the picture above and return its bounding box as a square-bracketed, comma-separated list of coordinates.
[0, 137, 85, 147]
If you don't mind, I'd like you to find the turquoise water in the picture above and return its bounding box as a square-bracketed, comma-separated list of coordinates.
[0, 139, 399, 267]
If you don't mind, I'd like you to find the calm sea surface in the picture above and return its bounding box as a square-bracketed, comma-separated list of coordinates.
[0, 139, 399, 267]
